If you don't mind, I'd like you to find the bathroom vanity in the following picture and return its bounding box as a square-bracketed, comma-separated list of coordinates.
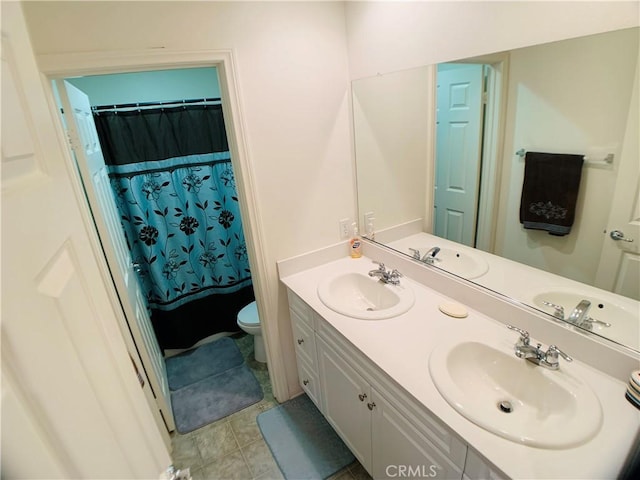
[278, 244, 640, 479]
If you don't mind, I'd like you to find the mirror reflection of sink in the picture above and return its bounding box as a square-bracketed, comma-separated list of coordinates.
[317, 272, 415, 320]
[429, 340, 602, 448]
[533, 291, 630, 328]
[411, 246, 489, 279]
[532, 290, 640, 350]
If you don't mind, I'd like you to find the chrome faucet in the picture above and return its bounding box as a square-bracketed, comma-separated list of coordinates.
[368, 261, 402, 285]
[565, 299, 612, 331]
[567, 299, 591, 326]
[541, 299, 611, 330]
[408, 246, 441, 265]
[506, 325, 572, 370]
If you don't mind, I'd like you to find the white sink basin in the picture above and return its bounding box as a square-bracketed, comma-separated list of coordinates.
[411, 246, 489, 279]
[429, 340, 602, 448]
[317, 272, 415, 320]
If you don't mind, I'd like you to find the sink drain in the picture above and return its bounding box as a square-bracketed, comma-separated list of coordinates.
[498, 400, 513, 413]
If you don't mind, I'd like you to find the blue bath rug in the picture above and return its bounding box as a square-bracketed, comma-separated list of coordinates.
[166, 337, 244, 391]
[171, 363, 263, 434]
[257, 394, 355, 479]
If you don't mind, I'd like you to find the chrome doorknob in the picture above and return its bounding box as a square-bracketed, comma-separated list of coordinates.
[610, 230, 634, 243]
[132, 262, 143, 273]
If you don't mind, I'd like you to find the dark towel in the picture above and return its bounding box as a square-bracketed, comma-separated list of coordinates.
[519, 152, 584, 236]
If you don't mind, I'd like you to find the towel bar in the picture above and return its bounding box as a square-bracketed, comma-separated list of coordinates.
[515, 149, 614, 165]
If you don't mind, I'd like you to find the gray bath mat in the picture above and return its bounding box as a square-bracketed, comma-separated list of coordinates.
[166, 337, 244, 391]
[257, 394, 355, 479]
[171, 363, 263, 434]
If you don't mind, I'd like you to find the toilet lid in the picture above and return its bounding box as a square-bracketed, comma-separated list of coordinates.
[238, 301, 259, 326]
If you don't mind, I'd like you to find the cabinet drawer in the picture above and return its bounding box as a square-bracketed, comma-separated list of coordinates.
[291, 310, 318, 368]
[297, 359, 322, 410]
[287, 290, 314, 328]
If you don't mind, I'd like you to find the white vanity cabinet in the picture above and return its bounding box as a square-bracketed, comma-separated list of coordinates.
[287, 290, 471, 479]
[288, 292, 322, 408]
[317, 334, 373, 468]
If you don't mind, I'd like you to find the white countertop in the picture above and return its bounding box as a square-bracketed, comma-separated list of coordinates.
[280, 254, 640, 479]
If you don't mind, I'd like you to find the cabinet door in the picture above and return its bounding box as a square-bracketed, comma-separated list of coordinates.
[317, 337, 372, 470]
[371, 391, 464, 480]
[463, 448, 506, 480]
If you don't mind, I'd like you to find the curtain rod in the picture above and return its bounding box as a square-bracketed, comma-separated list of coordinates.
[92, 97, 222, 113]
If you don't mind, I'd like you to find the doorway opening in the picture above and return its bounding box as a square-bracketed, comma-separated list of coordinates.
[53, 67, 273, 434]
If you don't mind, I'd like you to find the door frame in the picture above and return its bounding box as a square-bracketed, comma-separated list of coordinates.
[36, 49, 287, 411]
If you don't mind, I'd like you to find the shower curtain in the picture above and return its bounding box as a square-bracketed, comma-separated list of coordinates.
[94, 103, 253, 349]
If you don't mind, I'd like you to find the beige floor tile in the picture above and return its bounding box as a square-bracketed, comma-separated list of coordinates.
[241, 438, 280, 479]
[198, 450, 252, 480]
[188, 466, 206, 480]
[349, 461, 372, 480]
[229, 401, 274, 447]
[328, 468, 355, 480]
[171, 434, 203, 471]
[193, 422, 239, 462]
[253, 462, 284, 480]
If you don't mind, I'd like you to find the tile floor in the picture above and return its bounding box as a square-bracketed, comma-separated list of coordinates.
[170, 333, 371, 480]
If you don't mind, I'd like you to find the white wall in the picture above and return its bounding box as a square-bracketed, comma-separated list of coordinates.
[67, 67, 221, 106]
[495, 28, 639, 285]
[23, 0, 354, 399]
[345, 1, 639, 80]
[352, 66, 432, 233]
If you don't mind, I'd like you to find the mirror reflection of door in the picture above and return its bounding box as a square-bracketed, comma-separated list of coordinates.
[434, 64, 484, 247]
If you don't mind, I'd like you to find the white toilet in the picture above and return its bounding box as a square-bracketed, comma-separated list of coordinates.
[237, 301, 266, 363]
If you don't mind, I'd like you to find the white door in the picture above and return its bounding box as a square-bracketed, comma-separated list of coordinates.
[1, 3, 170, 477]
[595, 62, 640, 300]
[434, 64, 484, 247]
[56, 80, 176, 431]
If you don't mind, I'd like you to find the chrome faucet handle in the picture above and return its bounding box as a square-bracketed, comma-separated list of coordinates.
[587, 316, 611, 327]
[371, 261, 386, 270]
[506, 324, 530, 346]
[544, 345, 573, 367]
[542, 301, 565, 320]
[408, 248, 421, 260]
[389, 269, 402, 277]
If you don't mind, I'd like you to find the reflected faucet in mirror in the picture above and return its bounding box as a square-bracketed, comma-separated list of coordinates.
[409, 246, 440, 265]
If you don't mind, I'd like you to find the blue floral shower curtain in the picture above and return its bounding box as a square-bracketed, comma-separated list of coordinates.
[94, 103, 253, 348]
[109, 152, 251, 310]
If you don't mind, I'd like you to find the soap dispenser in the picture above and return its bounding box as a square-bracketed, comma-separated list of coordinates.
[349, 223, 362, 258]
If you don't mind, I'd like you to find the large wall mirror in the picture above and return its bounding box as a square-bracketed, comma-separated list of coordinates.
[353, 27, 639, 353]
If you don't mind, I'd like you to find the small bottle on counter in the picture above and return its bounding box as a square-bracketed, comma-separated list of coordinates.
[349, 223, 362, 258]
